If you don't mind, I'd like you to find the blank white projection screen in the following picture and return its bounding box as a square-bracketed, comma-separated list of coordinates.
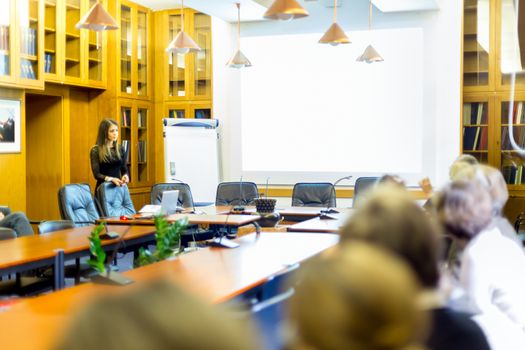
[239, 28, 424, 183]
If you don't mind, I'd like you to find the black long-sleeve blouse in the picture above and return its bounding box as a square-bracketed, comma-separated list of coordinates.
[90, 145, 128, 190]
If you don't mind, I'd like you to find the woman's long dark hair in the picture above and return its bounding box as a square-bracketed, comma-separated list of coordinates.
[96, 119, 121, 162]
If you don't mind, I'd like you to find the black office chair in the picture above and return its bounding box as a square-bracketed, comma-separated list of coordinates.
[96, 183, 136, 217]
[353, 177, 379, 208]
[291, 183, 336, 207]
[151, 183, 194, 208]
[215, 182, 259, 206]
[58, 183, 100, 225]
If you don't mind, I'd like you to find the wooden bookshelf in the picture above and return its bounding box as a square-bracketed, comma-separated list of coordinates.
[0, 0, 44, 89]
[462, 0, 525, 220]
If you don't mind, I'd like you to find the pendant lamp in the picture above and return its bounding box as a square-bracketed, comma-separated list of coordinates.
[263, 0, 309, 21]
[356, 0, 383, 63]
[165, 0, 200, 54]
[319, 0, 350, 45]
[227, 3, 252, 68]
[76, 1, 118, 31]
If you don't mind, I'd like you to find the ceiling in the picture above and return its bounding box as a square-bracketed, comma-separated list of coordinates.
[131, 0, 439, 23]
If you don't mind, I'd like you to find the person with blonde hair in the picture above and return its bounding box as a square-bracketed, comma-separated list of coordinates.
[419, 154, 479, 198]
[289, 241, 427, 350]
[436, 180, 525, 349]
[340, 184, 490, 350]
[55, 279, 261, 350]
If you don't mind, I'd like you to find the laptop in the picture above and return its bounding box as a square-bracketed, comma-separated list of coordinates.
[139, 190, 181, 216]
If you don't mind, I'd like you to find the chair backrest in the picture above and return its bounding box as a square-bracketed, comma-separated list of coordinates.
[151, 183, 194, 208]
[353, 177, 380, 208]
[96, 183, 136, 217]
[292, 182, 336, 207]
[58, 183, 100, 226]
[38, 220, 75, 235]
[215, 182, 259, 206]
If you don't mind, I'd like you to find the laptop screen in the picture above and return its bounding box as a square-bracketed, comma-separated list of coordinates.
[160, 190, 180, 215]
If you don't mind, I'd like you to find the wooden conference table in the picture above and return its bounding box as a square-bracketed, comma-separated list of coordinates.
[102, 212, 260, 227]
[287, 211, 353, 233]
[0, 225, 156, 290]
[0, 232, 339, 350]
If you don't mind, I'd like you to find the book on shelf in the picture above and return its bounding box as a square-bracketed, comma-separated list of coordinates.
[121, 109, 131, 127]
[479, 127, 488, 150]
[463, 126, 478, 150]
[501, 164, 525, 184]
[137, 140, 147, 163]
[44, 53, 53, 73]
[121, 140, 130, 163]
[0, 25, 9, 52]
[137, 111, 146, 128]
[21, 28, 37, 56]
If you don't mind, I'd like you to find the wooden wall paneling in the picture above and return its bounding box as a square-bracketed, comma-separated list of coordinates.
[129, 187, 150, 210]
[69, 88, 93, 188]
[0, 89, 26, 211]
[25, 93, 64, 220]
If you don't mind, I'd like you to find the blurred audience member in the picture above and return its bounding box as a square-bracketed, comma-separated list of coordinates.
[419, 154, 479, 199]
[55, 279, 261, 350]
[436, 180, 525, 349]
[289, 241, 427, 350]
[340, 185, 490, 350]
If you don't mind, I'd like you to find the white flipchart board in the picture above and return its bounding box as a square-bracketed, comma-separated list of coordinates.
[163, 118, 220, 204]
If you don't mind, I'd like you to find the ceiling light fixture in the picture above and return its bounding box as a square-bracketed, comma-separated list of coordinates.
[76, 1, 118, 31]
[227, 3, 252, 68]
[356, 0, 383, 63]
[165, 0, 200, 54]
[263, 0, 309, 21]
[319, 0, 350, 45]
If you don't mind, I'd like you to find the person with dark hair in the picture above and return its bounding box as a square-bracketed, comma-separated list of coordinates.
[289, 241, 427, 350]
[436, 180, 525, 349]
[340, 184, 490, 350]
[0, 209, 33, 237]
[90, 119, 129, 191]
[55, 279, 261, 350]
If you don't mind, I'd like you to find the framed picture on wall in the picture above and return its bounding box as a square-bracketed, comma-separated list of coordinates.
[0, 99, 21, 153]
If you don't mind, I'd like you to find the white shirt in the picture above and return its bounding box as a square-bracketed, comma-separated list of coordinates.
[460, 225, 525, 332]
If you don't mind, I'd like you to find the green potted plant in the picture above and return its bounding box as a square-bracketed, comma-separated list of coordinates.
[136, 216, 188, 267]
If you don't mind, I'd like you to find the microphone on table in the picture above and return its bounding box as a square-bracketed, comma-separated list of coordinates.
[232, 175, 246, 213]
[320, 175, 352, 220]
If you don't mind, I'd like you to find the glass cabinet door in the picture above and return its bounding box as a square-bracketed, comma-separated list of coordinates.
[168, 13, 186, 98]
[463, 0, 492, 89]
[136, 9, 147, 97]
[65, 0, 81, 80]
[499, 97, 525, 185]
[498, 0, 525, 89]
[19, 0, 40, 81]
[137, 107, 148, 183]
[44, 0, 57, 76]
[120, 105, 132, 181]
[463, 98, 490, 163]
[0, 1, 12, 79]
[192, 12, 211, 99]
[120, 5, 132, 95]
[87, 0, 103, 83]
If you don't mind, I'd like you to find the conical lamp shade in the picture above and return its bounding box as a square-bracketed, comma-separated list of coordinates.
[76, 2, 118, 31]
[165, 31, 201, 54]
[227, 50, 252, 68]
[319, 23, 350, 45]
[263, 0, 309, 21]
[356, 44, 384, 63]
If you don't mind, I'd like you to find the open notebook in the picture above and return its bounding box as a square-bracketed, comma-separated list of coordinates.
[139, 190, 182, 215]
